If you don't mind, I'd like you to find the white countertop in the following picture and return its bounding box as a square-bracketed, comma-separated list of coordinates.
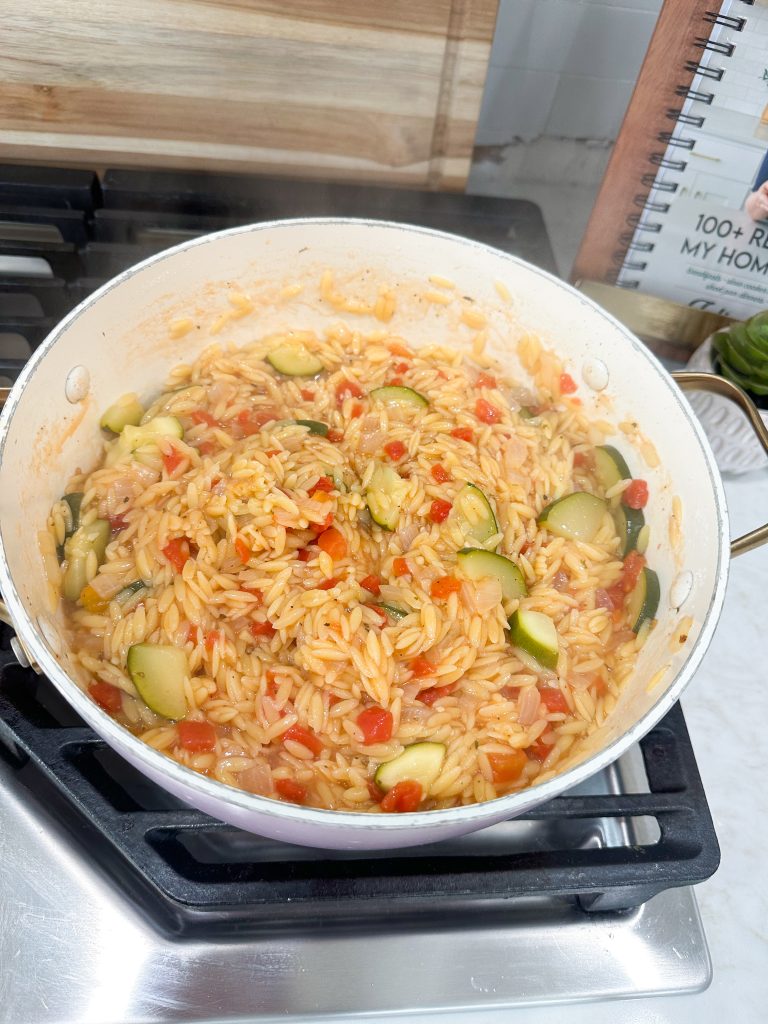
[371, 469, 768, 1023]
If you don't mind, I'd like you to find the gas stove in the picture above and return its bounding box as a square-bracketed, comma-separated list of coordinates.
[0, 165, 718, 1021]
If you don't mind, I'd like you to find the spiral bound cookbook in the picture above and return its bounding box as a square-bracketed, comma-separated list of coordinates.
[574, 0, 768, 324]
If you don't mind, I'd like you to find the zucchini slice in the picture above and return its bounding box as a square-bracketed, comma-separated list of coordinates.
[370, 385, 428, 409]
[374, 741, 446, 793]
[127, 643, 188, 720]
[538, 492, 606, 543]
[100, 393, 144, 434]
[457, 548, 527, 600]
[62, 519, 111, 602]
[626, 567, 660, 634]
[294, 419, 329, 437]
[377, 603, 409, 621]
[366, 463, 409, 531]
[266, 341, 324, 377]
[612, 504, 645, 558]
[109, 416, 184, 464]
[593, 445, 631, 491]
[508, 609, 559, 670]
[62, 492, 84, 538]
[116, 580, 147, 606]
[454, 483, 498, 546]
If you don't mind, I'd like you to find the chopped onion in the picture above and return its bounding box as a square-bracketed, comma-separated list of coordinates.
[502, 435, 527, 472]
[401, 705, 434, 723]
[595, 588, 614, 610]
[552, 571, 569, 592]
[517, 685, 541, 726]
[461, 577, 503, 614]
[239, 762, 273, 796]
[396, 520, 419, 550]
[357, 415, 386, 455]
[87, 569, 134, 600]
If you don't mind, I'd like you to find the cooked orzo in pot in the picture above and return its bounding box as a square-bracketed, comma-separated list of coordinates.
[46, 325, 658, 813]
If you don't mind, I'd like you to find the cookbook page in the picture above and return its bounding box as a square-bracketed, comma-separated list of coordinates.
[618, 0, 768, 319]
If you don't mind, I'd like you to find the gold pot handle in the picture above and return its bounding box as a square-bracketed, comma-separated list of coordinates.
[672, 370, 768, 557]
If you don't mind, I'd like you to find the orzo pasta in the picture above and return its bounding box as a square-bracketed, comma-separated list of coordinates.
[47, 324, 659, 813]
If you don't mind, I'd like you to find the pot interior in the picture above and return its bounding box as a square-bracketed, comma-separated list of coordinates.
[0, 219, 728, 816]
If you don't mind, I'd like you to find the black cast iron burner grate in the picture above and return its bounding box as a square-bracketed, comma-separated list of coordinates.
[0, 163, 718, 940]
[0, 638, 719, 939]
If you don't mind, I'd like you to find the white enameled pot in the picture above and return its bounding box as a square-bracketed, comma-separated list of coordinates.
[0, 219, 766, 850]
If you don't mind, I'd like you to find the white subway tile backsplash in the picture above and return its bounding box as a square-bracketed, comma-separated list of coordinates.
[477, 0, 659, 148]
[546, 75, 634, 139]
[489, 0, 584, 72]
[476, 65, 561, 144]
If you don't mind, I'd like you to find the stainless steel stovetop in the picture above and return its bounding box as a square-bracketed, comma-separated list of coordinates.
[0, 164, 716, 1022]
[0, 734, 710, 1022]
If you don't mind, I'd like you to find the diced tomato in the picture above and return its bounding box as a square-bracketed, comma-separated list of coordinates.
[623, 479, 649, 510]
[539, 687, 570, 714]
[327, 428, 344, 443]
[300, 388, 315, 401]
[388, 341, 412, 358]
[204, 630, 222, 652]
[357, 706, 393, 745]
[162, 448, 184, 475]
[197, 440, 217, 456]
[430, 575, 461, 599]
[360, 574, 381, 595]
[559, 372, 577, 394]
[476, 398, 501, 424]
[389, 377, 403, 387]
[235, 536, 251, 564]
[297, 547, 312, 562]
[369, 605, 388, 626]
[275, 778, 307, 803]
[428, 498, 452, 524]
[384, 440, 407, 462]
[335, 378, 364, 405]
[236, 407, 279, 435]
[451, 426, 474, 443]
[317, 526, 347, 560]
[393, 556, 411, 577]
[351, 402, 363, 418]
[528, 737, 554, 762]
[573, 451, 590, 468]
[381, 779, 422, 813]
[178, 719, 217, 752]
[309, 476, 334, 496]
[476, 372, 497, 389]
[410, 654, 435, 678]
[431, 463, 451, 483]
[89, 680, 123, 714]
[621, 550, 645, 593]
[108, 513, 128, 532]
[488, 749, 527, 784]
[328, 693, 343, 706]
[283, 723, 323, 756]
[265, 449, 280, 458]
[242, 584, 263, 602]
[606, 583, 626, 611]
[367, 778, 384, 802]
[191, 410, 218, 427]
[317, 577, 338, 590]
[250, 620, 276, 639]
[162, 537, 193, 573]
[418, 684, 454, 706]
[393, 361, 409, 374]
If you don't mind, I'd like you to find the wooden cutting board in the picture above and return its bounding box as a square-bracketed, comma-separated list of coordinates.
[0, 0, 497, 189]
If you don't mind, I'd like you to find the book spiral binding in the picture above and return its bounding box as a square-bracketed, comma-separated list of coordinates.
[617, 3, 749, 287]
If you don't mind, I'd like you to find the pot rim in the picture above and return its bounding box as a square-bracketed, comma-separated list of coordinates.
[0, 217, 730, 833]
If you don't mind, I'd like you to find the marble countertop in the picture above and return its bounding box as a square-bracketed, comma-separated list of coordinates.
[371, 469, 768, 1023]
